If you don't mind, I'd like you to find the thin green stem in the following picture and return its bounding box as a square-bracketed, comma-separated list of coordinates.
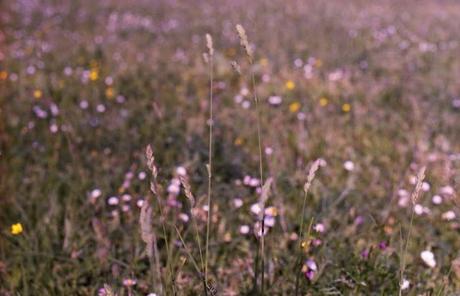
[205, 53, 214, 284]
[250, 60, 265, 294]
[399, 209, 414, 296]
[295, 210, 314, 295]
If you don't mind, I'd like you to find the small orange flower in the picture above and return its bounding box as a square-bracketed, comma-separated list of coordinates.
[105, 87, 114, 99]
[0, 71, 8, 80]
[234, 137, 243, 146]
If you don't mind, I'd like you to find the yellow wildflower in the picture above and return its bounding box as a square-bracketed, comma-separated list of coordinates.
[33, 89, 42, 99]
[285, 80, 295, 90]
[289, 102, 301, 113]
[342, 103, 351, 112]
[89, 69, 99, 81]
[11, 223, 23, 235]
[319, 97, 328, 107]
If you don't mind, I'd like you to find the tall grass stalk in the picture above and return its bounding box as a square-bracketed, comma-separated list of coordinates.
[294, 160, 321, 295]
[145, 145, 176, 295]
[236, 23, 266, 293]
[179, 175, 208, 295]
[204, 33, 214, 286]
[139, 201, 163, 294]
[399, 166, 426, 296]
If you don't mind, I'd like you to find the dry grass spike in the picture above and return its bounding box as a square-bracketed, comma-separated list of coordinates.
[236, 24, 253, 59]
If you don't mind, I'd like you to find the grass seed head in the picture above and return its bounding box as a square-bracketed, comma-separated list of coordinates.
[411, 166, 426, 206]
[206, 33, 214, 56]
[304, 159, 321, 194]
[180, 175, 196, 207]
[236, 24, 253, 59]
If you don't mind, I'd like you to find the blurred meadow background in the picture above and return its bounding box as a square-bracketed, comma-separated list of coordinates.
[2, 0, 460, 295]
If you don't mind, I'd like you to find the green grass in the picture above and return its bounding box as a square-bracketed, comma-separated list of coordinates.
[2, 0, 460, 294]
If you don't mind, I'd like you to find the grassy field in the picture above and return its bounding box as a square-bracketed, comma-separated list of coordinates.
[2, 0, 460, 295]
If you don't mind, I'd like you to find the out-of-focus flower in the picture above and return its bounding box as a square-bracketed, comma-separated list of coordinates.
[138, 171, 146, 180]
[80, 100, 89, 109]
[442, 210, 456, 221]
[11, 223, 23, 235]
[303, 258, 317, 281]
[242, 100, 251, 109]
[343, 160, 355, 171]
[313, 223, 325, 233]
[108, 196, 119, 205]
[361, 248, 370, 260]
[342, 103, 351, 112]
[96, 104, 106, 113]
[265, 206, 278, 217]
[105, 87, 114, 99]
[136, 199, 145, 208]
[297, 112, 306, 121]
[289, 102, 301, 113]
[421, 182, 430, 192]
[176, 166, 187, 176]
[250, 203, 262, 215]
[0, 71, 8, 80]
[122, 194, 132, 202]
[294, 58, 303, 68]
[253, 221, 268, 237]
[234, 137, 243, 146]
[432, 195, 442, 205]
[239, 225, 250, 234]
[33, 89, 42, 100]
[265, 147, 273, 155]
[400, 279, 410, 290]
[440, 186, 454, 196]
[420, 250, 436, 268]
[179, 213, 189, 223]
[414, 204, 430, 215]
[319, 97, 328, 107]
[264, 215, 276, 227]
[167, 178, 181, 195]
[268, 96, 282, 106]
[233, 198, 243, 208]
[90, 69, 99, 81]
[285, 80, 295, 90]
[122, 278, 137, 287]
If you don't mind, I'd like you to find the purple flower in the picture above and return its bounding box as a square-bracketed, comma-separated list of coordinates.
[305, 269, 315, 280]
[304, 258, 318, 281]
[361, 248, 370, 260]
